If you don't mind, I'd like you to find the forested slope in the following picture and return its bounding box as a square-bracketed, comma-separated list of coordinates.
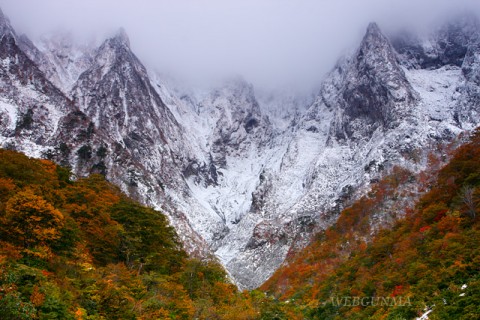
[262, 130, 480, 319]
[0, 149, 298, 319]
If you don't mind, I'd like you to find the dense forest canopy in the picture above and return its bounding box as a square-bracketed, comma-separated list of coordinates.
[262, 129, 480, 319]
[1, 128, 479, 319]
[0, 150, 298, 319]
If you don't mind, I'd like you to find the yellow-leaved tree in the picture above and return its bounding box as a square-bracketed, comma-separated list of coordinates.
[2, 188, 64, 249]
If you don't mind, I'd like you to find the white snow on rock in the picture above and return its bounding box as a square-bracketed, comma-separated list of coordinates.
[1, 9, 479, 290]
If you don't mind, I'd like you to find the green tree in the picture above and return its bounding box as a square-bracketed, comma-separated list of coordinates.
[110, 200, 185, 274]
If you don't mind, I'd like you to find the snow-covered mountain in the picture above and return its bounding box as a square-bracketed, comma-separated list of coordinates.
[0, 7, 479, 289]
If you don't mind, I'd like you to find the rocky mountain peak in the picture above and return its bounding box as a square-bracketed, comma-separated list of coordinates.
[222, 75, 252, 90]
[0, 8, 15, 40]
[365, 22, 382, 38]
[216, 76, 259, 109]
[112, 27, 131, 48]
[434, 13, 480, 67]
[89, 28, 138, 78]
[71, 23, 186, 162]
[392, 13, 480, 70]
[21, 32, 96, 94]
[327, 22, 416, 141]
[357, 22, 398, 68]
[359, 22, 390, 52]
[2, 6, 480, 291]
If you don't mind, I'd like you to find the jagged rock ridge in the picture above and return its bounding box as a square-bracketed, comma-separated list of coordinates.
[0, 7, 479, 289]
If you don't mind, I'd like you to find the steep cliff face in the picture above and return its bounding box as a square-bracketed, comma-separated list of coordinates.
[208, 79, 271, 169]
[71, 29, 185, 173]
[390, 15, 480, 131]
[20, 32, 95, 94]
[0, 12, 212, 256]
[456, 31, 480, 127]
[392, 14, 479, 69]
[0, 8, 73, 157]
[65, 30, 218, 256]
[226, 17, 478, 288]
[154, 77, 278, 249]
[330, 23, 417, 141]
[0, 6, 479, 290]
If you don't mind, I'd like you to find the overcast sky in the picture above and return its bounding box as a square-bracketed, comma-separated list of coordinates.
[1, 0, 480, 89]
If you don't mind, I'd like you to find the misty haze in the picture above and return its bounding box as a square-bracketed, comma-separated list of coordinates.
[0, 0, 479, 319]
[1, 0, 479, 89]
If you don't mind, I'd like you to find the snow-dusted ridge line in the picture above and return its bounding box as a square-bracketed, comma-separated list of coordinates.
[1, 6, 480, 289]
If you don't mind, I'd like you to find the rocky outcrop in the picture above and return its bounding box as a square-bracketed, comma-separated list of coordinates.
[329, 23, 417, 141]
[0, 6, 479, 290]
[0, 8, 73, 153]
[392, 14, 480, 69]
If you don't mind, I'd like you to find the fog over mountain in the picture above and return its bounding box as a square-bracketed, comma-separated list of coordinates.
[1, 0, 480, 290]
[2, 0, 480, 89]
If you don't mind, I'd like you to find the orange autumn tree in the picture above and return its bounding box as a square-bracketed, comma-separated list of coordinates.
[0, 150, 300, 319]
[2, 188, 65, 249]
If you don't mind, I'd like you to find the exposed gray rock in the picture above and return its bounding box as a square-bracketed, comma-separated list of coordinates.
[0, 7, 479, 290]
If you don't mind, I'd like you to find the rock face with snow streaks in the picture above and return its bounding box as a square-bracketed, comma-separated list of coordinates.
[332, 22, 417, 141]
[0, 8, 73, 155]
[0, 6, 479, 289]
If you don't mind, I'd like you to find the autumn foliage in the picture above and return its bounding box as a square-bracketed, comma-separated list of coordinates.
[3, 127, 479, 319]
[0, 149, 296, 319]
[262, 129, 480, 319]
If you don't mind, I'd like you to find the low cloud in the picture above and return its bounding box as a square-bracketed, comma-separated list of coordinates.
[1, 0, 480, 89]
